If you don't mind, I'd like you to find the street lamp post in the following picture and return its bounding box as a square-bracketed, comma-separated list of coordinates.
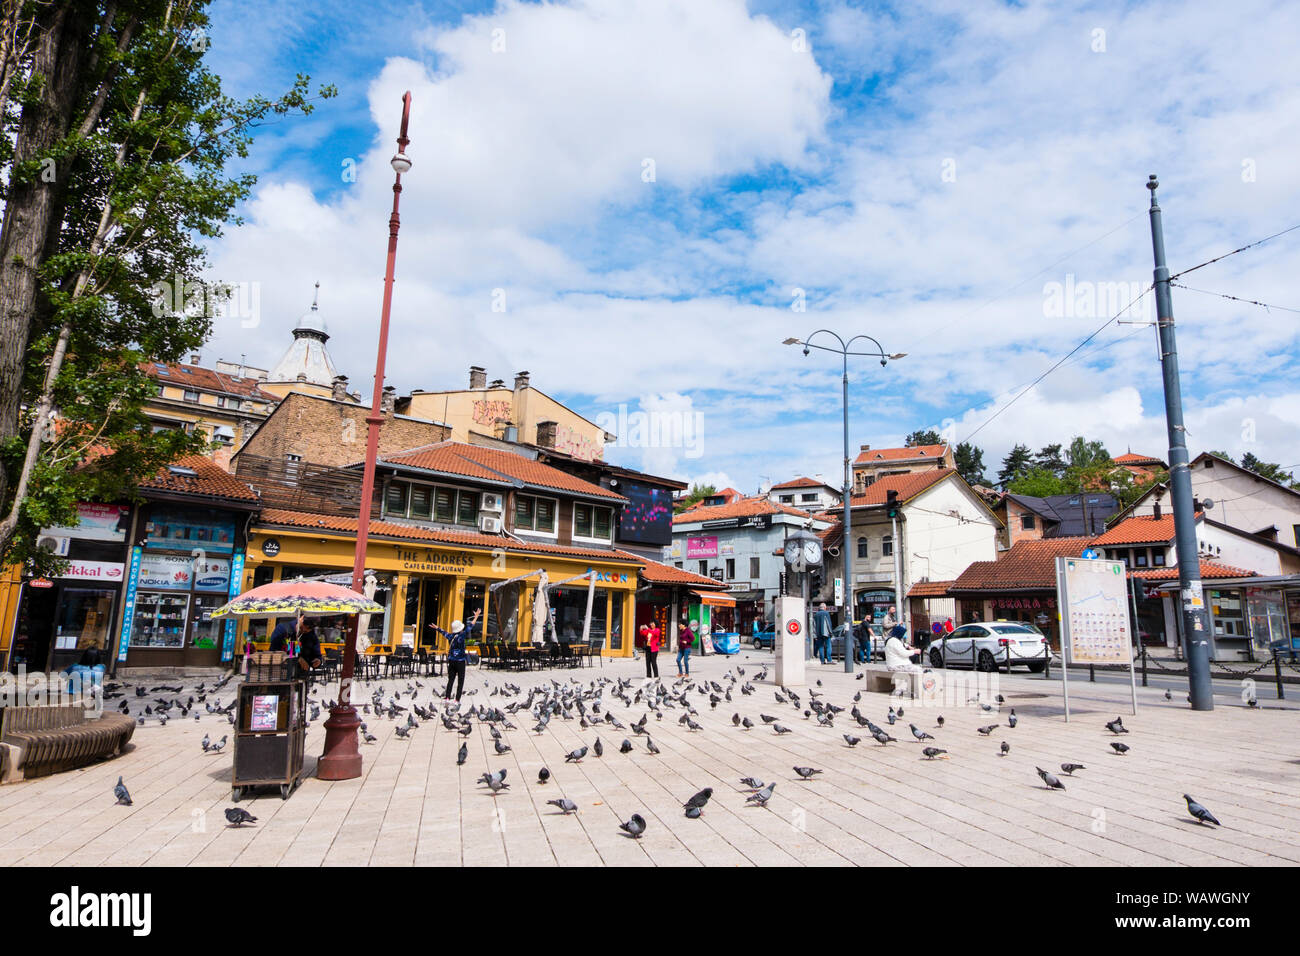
[318, 91, 414, 780]
[784, 333, 904, 673]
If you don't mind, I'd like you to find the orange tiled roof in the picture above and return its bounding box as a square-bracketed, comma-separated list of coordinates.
[257, 509, 640, 563]
[1090, 512, 1202, 547]
[139, 455, 259, 502]
[950, 537, 1093, 592]
[908, 580, 955, 598]
[851, 469, 953, 506]
[144, 361, 279, 403]
[1129, 560, 1255, 581]
[632, 557, 728, 588]
[673, 495, 815, 524]
[770, 476, 826, 490]
[1113, 452, 1164, 466]
[380, 442, 625, 501]
[854, 444, 948, 465]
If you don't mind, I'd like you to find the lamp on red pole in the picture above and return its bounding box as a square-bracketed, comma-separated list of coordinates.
[317, 90, 413, 780]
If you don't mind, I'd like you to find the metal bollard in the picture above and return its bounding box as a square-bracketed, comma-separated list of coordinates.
[1141, 643, 1148, 687]
[1089, 664, 1095, 683]
[1275, 654, 1285, 701]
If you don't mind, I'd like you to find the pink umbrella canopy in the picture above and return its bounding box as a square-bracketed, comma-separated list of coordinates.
[211, 579, 383, 618]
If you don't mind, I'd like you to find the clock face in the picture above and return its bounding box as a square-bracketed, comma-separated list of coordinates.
[803, 540, 822, 564]
[784, 539, 801, 563]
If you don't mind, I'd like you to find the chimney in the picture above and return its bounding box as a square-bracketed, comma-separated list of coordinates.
[331, 375, 349, 402]
[190, 351, 201, 365]
[469, 365, 486, 389]
[1152, 501, 1162, 520]
[860, 444, 870, 452]
[504, 424, 518, 443]
[536, 420, 558, 448]
[489, 378, 505, 389]
[380, 385, 396, 415]
[296, 373, 308, 382]
[514, 371, 530, 390]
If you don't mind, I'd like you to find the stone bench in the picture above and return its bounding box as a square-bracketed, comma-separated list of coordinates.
[0, 703, 135, 783]
[861, 664, 941, 701]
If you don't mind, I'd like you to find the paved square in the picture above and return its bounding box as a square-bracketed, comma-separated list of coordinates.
[2, 653, 1297, 867]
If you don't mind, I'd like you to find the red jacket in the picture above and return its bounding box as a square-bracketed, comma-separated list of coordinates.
[646, 626, 662, 653]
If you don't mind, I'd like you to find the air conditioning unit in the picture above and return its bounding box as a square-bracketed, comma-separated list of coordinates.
[479, 514, 503, 534]
[480, 492, 504, 513]
[36, 535, 71, 556]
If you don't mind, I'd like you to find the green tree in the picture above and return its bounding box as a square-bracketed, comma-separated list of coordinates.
[1032, 443, 1067, 478]
[0, 1, 334, 570]
[953, 441, 987, 486]
[1007, 467, 1069, 498]
[997, 443, 1032, 489]
[1240, 452, 1298, 487]
[1067, 436, 1111, 470]
[905, 429, 942, 447]
[675, 483, 717, 512]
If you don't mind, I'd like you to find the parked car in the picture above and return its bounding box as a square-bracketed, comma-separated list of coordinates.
[829, 622, 881, 661]
[751, 621, 776, 650]
[928, 621, 1050, 672]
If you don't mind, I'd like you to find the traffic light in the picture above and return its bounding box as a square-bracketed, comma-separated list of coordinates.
[885, 489, 899, 519]
[809, 566, 824, 598]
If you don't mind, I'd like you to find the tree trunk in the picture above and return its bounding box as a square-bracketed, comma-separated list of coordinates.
[0, 2, 91, 496]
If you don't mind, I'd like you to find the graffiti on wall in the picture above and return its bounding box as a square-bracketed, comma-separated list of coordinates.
[472, 399, 513, 426]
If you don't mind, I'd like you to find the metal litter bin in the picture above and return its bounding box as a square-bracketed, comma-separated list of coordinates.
[232, 653, 306, 800]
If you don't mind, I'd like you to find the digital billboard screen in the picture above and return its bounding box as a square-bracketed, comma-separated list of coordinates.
[618, 481, 674, 546]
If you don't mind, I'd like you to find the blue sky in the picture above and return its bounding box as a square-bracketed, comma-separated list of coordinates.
[202, 0, 1300, 491]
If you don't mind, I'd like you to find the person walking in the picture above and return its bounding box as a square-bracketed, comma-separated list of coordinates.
[644, 621, 662, 679]
[676, 616, 695, 677]
[812, 602, 834, 664]
[431, 608, 480, 702]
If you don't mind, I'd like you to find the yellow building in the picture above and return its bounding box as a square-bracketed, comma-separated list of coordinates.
[398, 367, 611, 461]
[240, 509, 641, 658]
[142, 356, 280, 468]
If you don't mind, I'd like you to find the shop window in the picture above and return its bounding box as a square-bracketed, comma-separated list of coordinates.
[610, 592, 624, 650]
[882, 534, 893, 557]
[750, 556, 760, 578]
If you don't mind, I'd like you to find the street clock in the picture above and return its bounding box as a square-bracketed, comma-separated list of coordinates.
[784, 529, 823, 570]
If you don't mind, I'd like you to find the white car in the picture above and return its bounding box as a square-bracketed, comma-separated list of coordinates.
[928, 621, 1050, 672]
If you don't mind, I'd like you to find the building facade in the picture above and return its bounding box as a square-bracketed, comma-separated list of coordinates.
[768, 476, 841, 512]
[852, 443, 953, 494]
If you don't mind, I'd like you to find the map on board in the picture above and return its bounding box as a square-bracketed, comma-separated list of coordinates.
[1056, 556, 1133, 665]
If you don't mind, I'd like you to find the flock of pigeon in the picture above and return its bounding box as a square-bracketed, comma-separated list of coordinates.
[103, 657, 1225, 841]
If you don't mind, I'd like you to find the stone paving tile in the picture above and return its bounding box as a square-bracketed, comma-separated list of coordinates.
[2, 653, 1298, 867]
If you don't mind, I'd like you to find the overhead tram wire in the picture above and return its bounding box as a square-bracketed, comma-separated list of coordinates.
[961, 284, 1154, 444]
[1167, 221, 1300, 281]
[1169, 282, 1300, 316]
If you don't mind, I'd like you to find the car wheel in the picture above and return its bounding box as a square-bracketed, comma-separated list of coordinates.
[929, 648, 944, 668]
[977, 649, 997, 672]
[1025, 662, 1046, 673]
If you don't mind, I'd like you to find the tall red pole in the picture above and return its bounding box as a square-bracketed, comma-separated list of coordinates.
[317, 91, 412, 780]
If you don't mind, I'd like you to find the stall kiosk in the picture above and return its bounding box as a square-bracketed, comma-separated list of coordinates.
[232, 652, 307, 800]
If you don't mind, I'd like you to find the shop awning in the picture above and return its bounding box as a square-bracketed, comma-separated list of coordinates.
[691, 589, 736, 608]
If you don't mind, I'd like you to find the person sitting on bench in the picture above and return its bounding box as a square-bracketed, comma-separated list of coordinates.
[883, 625, 921, 674]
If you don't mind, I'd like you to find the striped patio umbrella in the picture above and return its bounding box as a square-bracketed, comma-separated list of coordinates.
[210, 579, 384, 618]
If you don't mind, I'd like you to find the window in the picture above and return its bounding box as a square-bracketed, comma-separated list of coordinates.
[409, 484, 432, 519]
[285, 453, 301, 482]
[780, 494, 794, 503]
[434, 488, 455, 522]
[882, 534, 893, 557]
[726, 558, 735, 579]
[385, 482, 409, 516]
[800, 493, 818, 502]
[515, 494, 556, 533]
[228, 398, 240, 411]
[386, 480, 478, 525]
[574, 503, 613, 541]
[216, 396, 226, 408]
[698, 560, 708, 576]
[750, 557, 760, 578]
[857, 536, 868, 558]
[1294, 524, 1300, 548]
[675, 561, 683, 569]
[457, 490, 479, 525]
[1021, 514, 1036, 530]
[1135, 550, 1148, 567]
[1153, 551, 1166, 566]
[182, 389, 199, 403]
[155, 384, 165, 397]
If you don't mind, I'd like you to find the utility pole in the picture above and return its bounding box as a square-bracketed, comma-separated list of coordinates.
[1146, 174, 1213, 711]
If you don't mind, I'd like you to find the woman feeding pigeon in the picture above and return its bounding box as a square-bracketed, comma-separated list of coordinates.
[430, 608, 481, 701]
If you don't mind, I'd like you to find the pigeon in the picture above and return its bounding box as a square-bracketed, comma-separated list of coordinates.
[922, 747, 948, 760]
[741, 717, 754, 730]
[683, 788, 713, 811]
[208, 735, 227, 753]
[746, 782, 775, 806]
[1007, 710, 1018, 729]
[593, 738, 603, 758]
[872, 730, 896, 746]
[773, 724, 792, 735]
[843, 734, 861, 747]
[538, 767, 551, 784]
[394, 724, 413, 739]
[739, 777, 764, 790]
[482, 769, 510, 794]
[1036, 766, 1066, 790]
[1246, 696, 1258, 708]
[1110, 742, 1130, 755]
[494, 738, 511, 755]
[685, 806, 702, 819]
[793, 766, 822, 779]
[457, 742, 468, 765]
[619, 813, 647, 838]
[1000, 741, 1010, 756]
[646, 738, 660, 754]
[619, 739, 633, 754]
[362, 729, 378, 744]
[1060, 763, 1085, 775]
[565, 745, 588, 763]
[114, 776, 132, 806]
[1105, 717, 1128, 734]
[201, 734, 211, 752]
[977, 724, 998, 736]
[224, 807, 257, 828]
[909, 724, 933, 742]
[1164, 689, 1172, 700]
[936, 715, 944, 727]
[1183, 794, 1221, 826]
[548, 798, 578, 815]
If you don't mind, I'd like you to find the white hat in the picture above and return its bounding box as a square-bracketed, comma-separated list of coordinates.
[450, 620, 465, 633]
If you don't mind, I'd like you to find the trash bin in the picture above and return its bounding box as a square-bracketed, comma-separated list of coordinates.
[232, 653, 307, 801]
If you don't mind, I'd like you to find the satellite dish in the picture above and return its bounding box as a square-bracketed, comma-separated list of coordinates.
[1201, 498, 1214, 510]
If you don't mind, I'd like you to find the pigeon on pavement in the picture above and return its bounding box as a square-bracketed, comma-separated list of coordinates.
[114, 776, 132, 806]
[922, 747, 949, 760]
[619, 813, 647, 838]
[538, 767, 550, 784]
[773, 724, 792, 735]
[793, 766, 822, 779]
[1007, 710, 1018, 729]
[977, 724, 998, 736]
[548, 798, 578, 815]
[565, 745, 588, 763]
[494, 738, 511, 755]
[872, 730, 896, 745]
[1105, 717, 1128, 734]
[683, 788, 713, 811]
[1110, 742, 1130, 755]
[746, 782, 775, 806]
[741, 717, 755, 730]
[224, 807, 257, 827]
[843, 734, 861, 747]
[1184, 794, 1221, 826]
[646, 738, 660, 754]
[685, 806, 702, 819]
[457, 741, 468, 765]
[739, 777, 764, 790]
[394, 724, 413, 739]
[1036, 766, 1066, 790]
[619, 739, 633, 753]
[1060, 763, 1085, 775]
[1000, 741, 1010, 756]
[909, 724, 933, 742]
[593, 738, 603, 757]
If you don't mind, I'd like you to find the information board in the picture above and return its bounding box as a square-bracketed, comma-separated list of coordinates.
[1056, 556, 1132, 665]
[250, 694, 280, 732]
